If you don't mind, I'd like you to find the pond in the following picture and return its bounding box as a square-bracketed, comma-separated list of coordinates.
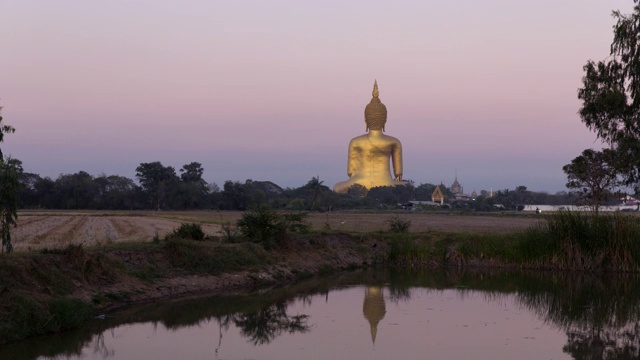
[2, 269, 640, 359]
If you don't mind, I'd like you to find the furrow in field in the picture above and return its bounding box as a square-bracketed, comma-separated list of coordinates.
[13, 216, 77, 249]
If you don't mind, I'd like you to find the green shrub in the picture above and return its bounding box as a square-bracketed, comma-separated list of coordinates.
[283, 212, 310, 234]
[387, 216, 411, 233]
[236, 206, 309, 248]
[167, 223, 205, 241]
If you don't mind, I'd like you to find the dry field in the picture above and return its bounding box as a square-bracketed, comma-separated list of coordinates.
[11, 210, 543, 251]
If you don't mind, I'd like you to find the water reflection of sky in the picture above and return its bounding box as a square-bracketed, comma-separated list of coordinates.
[39, 287, 570, 360]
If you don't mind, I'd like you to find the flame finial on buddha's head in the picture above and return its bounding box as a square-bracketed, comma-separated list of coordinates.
[364, 80, 387, 132]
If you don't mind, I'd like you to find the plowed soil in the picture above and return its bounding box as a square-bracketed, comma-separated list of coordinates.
[13, 211, 222, 251]
[12, 210, 543, 251]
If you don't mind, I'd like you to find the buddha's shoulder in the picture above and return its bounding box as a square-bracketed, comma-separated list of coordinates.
[349, 134, 369, 143]
[382, 134, 401, 142]
[350, 133, 402, 144]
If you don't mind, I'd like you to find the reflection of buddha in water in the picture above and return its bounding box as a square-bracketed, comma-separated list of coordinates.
[363, 286, 386, 344]
[333, 81, 407, 193]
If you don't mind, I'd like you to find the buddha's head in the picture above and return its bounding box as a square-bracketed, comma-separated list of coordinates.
[364, 80, 388, 132]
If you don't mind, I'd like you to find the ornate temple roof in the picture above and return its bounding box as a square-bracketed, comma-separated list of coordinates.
[432, 185, 444, 204]
[451, 176, 463, 195]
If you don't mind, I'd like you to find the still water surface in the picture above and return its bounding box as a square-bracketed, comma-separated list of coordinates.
[2, 269, 640, 359]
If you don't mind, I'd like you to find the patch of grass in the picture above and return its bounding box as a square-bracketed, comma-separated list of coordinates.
[0, 295, 93, 343]
[318, 264, 335, 276]
[130, 265, 162, 282]
[387, 237, 439, 266]
[163, 239, 272, 275]
[103, 292, 131, 302]
[346, 263, 360, 271]
[291, 269, 314, 279]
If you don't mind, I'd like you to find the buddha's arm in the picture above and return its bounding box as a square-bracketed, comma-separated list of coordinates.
[347, 140, 358, 177]
[392, 142, 403, 181]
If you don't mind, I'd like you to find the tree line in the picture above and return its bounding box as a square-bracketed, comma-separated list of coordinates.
[14, 164, 581, 211]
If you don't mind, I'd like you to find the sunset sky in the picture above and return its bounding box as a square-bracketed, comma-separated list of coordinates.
[1, 0, 634, 193]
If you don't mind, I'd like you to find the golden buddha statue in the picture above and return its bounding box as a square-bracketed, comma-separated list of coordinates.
[333, 81, 407, 193]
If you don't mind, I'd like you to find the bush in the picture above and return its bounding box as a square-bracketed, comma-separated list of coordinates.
[283, 212, 310, 234]
[236, 206, 309, 248]
[387, 216, 411, 233]
[219, 221, 239, 243]
[167, 223, 205, 241]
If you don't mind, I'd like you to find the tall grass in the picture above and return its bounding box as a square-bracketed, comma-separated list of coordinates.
[538, 210, 640, 271]
[386, 210, 640, 271]
[387, 238, 438, 266]
[457, 210, 640, 271]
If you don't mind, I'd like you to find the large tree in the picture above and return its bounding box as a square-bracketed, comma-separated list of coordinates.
[0, 107, 14, 160]
[563, 148, 620, 214]
[0, 107, 20, 253]
[179, 162, 209, 209]
[578, 1, 640, 190]
[136, 162, 179, 210]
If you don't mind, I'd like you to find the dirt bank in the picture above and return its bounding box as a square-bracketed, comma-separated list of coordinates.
[1, 210, 544, 344]
[0, 232, 384, 344]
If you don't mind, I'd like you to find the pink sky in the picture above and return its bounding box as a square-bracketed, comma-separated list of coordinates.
[0, 0, 634, 192]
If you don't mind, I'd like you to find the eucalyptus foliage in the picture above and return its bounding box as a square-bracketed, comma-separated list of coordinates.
[562, 148, 620, 214]
[0, 107, 20, 253]
[578, 1, 640, 190]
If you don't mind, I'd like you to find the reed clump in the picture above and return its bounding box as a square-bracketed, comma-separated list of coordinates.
[386, 210, 640, 271]
[537, 210, 640, 271]
[456, 210, 640, 271]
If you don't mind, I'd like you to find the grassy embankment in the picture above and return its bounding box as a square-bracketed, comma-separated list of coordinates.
[2, 210, 640, 343]
[388, 210, 640, 271]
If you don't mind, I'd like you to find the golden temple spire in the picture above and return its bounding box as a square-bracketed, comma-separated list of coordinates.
[372, 79, 379, 98]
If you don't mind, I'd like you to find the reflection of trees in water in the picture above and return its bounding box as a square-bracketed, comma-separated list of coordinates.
[91, 331, 115, 359]
[385, 268, 640, 359]
[510, 273, 640, 359]
[232, 302, 310, 345]
[564, 323, 640, 359]
[9, 269, 640, 360]
[387, 285, 411, 304]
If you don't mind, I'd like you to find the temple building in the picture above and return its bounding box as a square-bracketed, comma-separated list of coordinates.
[450, 176, 463, 195]
[449, 174, 473, 202]
[432, 185, 444, 204]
